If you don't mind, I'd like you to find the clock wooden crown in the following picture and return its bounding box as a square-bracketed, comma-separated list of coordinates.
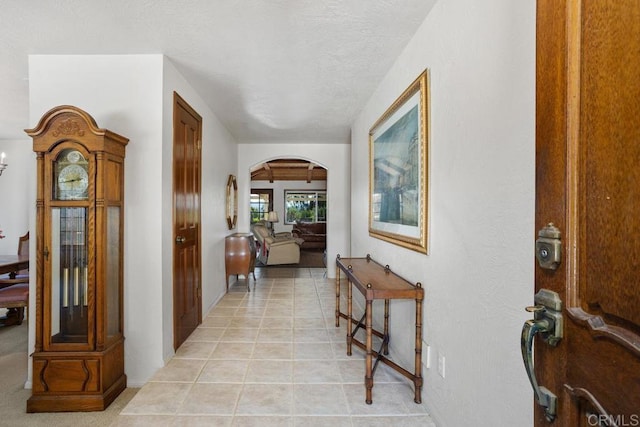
[26, 105, 128, 156]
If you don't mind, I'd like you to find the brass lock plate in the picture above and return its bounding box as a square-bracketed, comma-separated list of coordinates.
[535, 223, 561, 270]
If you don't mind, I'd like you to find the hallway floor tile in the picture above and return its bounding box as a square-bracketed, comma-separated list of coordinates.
[112, 267, 435, 426]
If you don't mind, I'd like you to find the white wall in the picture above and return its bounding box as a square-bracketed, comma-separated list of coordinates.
[0, 139, 31, 254]
[28, 54, 165, 387]
[250, 179, 327, 235]
[27, 54, 237, 387]
[350, 2, 536, 426]
[237, 144, 350, 278]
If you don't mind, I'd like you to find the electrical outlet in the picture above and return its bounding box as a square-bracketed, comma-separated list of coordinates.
[438, 353, 446, 378]
[425, 344, 431, 369]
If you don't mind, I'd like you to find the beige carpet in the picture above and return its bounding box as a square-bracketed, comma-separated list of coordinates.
[0, 312, 138, 427]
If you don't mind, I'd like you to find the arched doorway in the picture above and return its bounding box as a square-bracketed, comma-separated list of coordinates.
[249, 158, 327, 268]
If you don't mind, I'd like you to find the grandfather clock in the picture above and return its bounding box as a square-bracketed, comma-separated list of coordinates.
[26, 105, 128, 412]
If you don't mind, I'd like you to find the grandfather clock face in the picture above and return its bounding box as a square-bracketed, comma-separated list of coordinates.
[54, 149, 89, 200]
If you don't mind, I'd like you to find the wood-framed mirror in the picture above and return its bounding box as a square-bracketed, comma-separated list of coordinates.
[226, 174, 238, 229]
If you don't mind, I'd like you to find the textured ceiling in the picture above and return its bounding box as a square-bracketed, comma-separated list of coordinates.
[0, 0, 435, 143]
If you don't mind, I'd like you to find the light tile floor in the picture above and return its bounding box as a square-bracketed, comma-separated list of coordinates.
[112, 267, 435, 427]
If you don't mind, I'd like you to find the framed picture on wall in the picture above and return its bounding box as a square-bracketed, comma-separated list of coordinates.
[369, 69, 430, 254]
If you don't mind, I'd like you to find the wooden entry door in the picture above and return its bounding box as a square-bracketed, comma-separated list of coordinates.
[531, 0, 640, 425]
[173, 92, 202, 350]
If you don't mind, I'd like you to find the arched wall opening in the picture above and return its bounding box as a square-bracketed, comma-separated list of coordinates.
[237, 144, 351, 279]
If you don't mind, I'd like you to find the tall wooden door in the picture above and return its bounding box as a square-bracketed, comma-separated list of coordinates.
[173, 92, 202, 350]
[530, 1, 640, 425]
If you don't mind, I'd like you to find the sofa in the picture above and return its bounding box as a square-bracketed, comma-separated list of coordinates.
[251, 222, 302, 265]
[291, 221, 326, 250]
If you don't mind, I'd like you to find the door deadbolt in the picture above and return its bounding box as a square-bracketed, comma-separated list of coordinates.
[535, 223, 561, 270]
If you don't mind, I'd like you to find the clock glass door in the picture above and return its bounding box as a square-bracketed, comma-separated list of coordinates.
[50, 207, 89, 344]
[106, 206, 122, 341]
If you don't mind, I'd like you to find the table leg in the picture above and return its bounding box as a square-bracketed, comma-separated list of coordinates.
[365, 299, 374, 404]
[414, 297, 424, 404]
[335, 266, 340, 327]
[383, 299, 390, 355]
[347, 279, 353, 356]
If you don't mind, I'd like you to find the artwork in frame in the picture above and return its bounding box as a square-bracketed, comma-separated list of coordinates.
[369, 69, 429, 254]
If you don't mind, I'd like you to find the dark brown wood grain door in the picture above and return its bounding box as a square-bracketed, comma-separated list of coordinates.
[533, 1, 640, 425]
[173, 92, 202, 350]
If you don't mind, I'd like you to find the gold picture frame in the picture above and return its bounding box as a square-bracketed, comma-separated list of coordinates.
[226, 174, 238, 229]
[369, 69, 430, 254]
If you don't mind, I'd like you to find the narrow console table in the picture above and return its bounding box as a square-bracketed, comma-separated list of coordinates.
[335, 254, 424, 404]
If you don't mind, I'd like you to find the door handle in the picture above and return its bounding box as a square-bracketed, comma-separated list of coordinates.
[175, 236, 186, 244]
[521, 289, 563, 422]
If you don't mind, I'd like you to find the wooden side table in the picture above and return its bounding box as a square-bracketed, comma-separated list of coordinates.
[335, 254, 424, 404]
[225, 233, 257, 292]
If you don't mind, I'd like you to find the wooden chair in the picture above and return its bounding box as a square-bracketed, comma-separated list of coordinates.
[0, 231, 29, 287]
[0, 284, 29, 326]
[0, 232, 29, 326]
